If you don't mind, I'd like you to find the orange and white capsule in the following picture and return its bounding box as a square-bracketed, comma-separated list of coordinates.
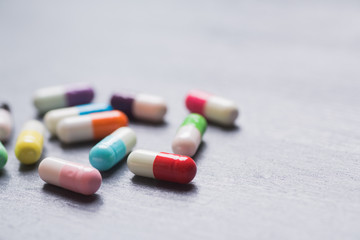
[56, 110, 128, 144]
[39, 157, 102, 195]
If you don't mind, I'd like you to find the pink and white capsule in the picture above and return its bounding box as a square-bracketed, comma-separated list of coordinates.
[185, 90, 239, 126]
[38, 157, 102, 195]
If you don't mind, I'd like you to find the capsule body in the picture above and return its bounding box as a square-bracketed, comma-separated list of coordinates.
[89, 127, 136, 171]
[15, 120, 45, 164]
[185, 90, 239, 126]
[127, 150, 197, 184]
[0, 103, 12, 142]
[38, 157, 102, 195]
[57, 110, 128, 144]
[172, 114, 206, 157]
[44, 103, 113, 135]
[0, 142, 7, 168]
[111, 93, 167, 122]
[33, 83, 94, 113]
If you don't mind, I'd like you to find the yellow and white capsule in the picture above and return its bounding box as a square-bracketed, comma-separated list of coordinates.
[15, 120, 45, 164]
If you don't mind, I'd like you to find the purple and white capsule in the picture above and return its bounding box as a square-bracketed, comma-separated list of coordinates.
[111, 93, 167, 122]
[33, 83, 94, 113]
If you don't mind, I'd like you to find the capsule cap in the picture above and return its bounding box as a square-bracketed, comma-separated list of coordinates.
[110, 93, 135, 118]
[181, 113, 207, 136]
[185, 90, 211, 115]
[65, 84, 94, 106]
[153, 152, 197, 184]
[91, 110, 129, 139]
[89, 138, 127, 171]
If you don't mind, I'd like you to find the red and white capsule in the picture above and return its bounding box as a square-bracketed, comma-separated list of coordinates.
[127, 149, 197, 184]
[185, 90, 239, 126]
[38, 157, 102, 195]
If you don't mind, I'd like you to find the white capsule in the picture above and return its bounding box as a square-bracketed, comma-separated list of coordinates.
[0, 105, 12, 142]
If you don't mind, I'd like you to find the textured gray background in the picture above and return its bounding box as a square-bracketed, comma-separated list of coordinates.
[0, 0, 360, 239]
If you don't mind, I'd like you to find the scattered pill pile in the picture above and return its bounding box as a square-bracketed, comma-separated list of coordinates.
[0, 83, 239, 196]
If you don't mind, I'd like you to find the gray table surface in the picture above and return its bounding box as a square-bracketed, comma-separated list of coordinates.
[1, 1, 360, 239]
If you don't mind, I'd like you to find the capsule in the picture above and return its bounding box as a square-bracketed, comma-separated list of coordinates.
[172, 114, 206, 157]
[0, 103, 12, 142]
[38, 157, 102, 195]
[111, 93, 167, 122]
[0, 142, 7, 169]
[127, 150, 197, 184]
[89, 127, 136, 171]
[185, 90, 239, 126]
[33, 83, 94, 113]
[15, 120, 45, 164]
[57, 110, 128, 144]
[44, 103, 113, 135]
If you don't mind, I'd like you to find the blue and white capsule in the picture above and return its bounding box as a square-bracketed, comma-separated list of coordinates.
[89, 127, 136, 171]
[44, 103, 113, 135]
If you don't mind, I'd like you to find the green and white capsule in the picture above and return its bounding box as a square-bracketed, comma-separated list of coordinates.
[0, 142, 7, 169]
[172, 113, 207, 157]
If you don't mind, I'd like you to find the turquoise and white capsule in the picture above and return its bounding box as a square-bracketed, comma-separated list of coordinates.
[44, 103, 113, 135]
[172, 113, 207, 157]
[89, 127, 136, 171]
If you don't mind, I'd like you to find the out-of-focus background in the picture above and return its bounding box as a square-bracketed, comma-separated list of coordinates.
[0, 1, 359, 239]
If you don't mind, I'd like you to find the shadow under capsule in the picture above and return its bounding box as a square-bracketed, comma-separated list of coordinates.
[207, 121, 241, 132]
[128, 118, 168, 128]
[131, 175, 198, 194]
[18, 160, 41, 172]
[0, 168, 10, 179]
[191, 141, 207, 162]
[48, 134, 59, 142]
[1, 138, 12, 147]
[99, 155, 129, 180]
[59, 140, 98, 150]
[0, 168, 11, 189]
[35, 112, 45, 120]
[42, 183, 102, 206]
[47, 131, 98, 150]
